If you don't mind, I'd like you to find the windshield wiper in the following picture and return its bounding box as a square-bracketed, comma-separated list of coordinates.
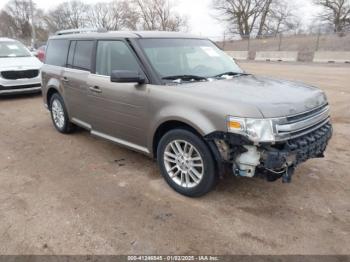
[162, 75, 208, 81]
[214, 72, 250, 78]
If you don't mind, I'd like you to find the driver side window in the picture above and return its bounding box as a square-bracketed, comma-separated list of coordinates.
[95, 41, 141, 76]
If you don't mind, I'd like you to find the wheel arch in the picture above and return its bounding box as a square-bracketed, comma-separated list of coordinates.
[152, 119, 208, 159]
[46, 87, 60, 107]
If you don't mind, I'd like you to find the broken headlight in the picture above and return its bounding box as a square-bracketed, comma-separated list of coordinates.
[227, 116, 275, 143]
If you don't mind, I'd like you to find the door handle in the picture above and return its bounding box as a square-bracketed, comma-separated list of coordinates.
[89, 86, 102, 93]
[61, 77, 69, 83]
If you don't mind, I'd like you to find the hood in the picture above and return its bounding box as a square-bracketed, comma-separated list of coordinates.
[0, 56, 42, 70]
[180, 75, 327, 118]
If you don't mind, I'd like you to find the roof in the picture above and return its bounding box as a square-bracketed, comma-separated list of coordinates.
[49, 31, 206, 40]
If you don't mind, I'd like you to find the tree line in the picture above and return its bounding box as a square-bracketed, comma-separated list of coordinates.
[0, 0, 349, 45]
[0, 0, 188, 44]
[213, 0, 350, 39]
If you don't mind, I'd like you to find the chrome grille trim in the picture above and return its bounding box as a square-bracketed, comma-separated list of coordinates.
[273, 105, 331, 141]
[286, 103, 328, 123]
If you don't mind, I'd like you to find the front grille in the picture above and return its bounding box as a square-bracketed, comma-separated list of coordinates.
[287, 122, 332, 165]
[0, 83, 41, 91]
[273, 105, 330, 141]
[1, 70, 39, 80]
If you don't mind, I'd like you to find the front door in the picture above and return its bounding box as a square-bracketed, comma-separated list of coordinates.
[87, 40, 149, 152]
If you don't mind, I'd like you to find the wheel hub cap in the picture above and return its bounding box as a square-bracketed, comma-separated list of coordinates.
[51, 99, 65, 129]
[163, 140, 204, 188]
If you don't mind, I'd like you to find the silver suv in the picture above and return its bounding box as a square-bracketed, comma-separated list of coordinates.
[41, 31, 332, 197]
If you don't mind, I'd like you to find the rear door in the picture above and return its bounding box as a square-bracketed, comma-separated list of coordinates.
[62, 40, 94, 125]
[87, 40, 149, 152]
[42, 39, 70, 105]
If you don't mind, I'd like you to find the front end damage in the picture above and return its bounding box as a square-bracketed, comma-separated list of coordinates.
[205, 122, 333, 183]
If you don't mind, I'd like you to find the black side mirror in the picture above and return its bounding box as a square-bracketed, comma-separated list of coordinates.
[110, 70, 146, 84]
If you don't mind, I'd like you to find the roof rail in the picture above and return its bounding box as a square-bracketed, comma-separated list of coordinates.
[55, 28, 107, 35]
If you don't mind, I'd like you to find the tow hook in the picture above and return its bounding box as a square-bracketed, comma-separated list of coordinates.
[282, 166, 295, 183]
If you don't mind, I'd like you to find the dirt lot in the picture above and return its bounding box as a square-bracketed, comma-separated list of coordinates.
[0, 62, 349, 255]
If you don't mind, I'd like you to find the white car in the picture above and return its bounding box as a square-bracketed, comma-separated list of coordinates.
[0, 38, 42, 95]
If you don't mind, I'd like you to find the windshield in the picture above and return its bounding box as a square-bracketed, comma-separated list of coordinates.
[0, 41, 31, 58]
[138, 38, 243, 79]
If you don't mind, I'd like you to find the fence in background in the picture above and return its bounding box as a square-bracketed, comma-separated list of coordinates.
[210, 31, 350, 62]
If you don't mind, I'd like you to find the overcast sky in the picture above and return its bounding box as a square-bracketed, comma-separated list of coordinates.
[0, 0, 321, 37]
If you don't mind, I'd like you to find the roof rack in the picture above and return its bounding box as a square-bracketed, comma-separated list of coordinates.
[55, 28, 107, 36]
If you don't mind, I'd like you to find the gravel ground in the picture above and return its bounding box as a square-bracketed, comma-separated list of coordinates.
[0, 62, 349, 255]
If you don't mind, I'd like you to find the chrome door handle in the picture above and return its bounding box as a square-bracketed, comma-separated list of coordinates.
[89, 86, 102, 93]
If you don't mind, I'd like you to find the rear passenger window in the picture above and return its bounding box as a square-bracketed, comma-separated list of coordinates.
[96, 41, 141, 76]
[72, 41, 94, 71]
[45, 40, 69, 67]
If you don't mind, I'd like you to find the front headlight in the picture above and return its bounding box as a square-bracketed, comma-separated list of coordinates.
[227, 116, 275, 143]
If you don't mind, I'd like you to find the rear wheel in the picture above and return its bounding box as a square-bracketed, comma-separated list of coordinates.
[157, 129, 217, 197]
[49, 93, 74, 134]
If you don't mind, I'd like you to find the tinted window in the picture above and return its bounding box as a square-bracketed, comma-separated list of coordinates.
[73, 41, 94, 71]
[96, 41, 141, 76]
[45, 40, 69, 66]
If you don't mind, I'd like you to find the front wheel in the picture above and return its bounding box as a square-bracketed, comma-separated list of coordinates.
[157, 129, 217, 197]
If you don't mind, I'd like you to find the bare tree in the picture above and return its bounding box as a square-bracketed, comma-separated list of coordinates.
[133, 0, 188, 31]
[256, 0, 273, 37]
[264, 0, 301, 36]
[213, 0, 302, 39]
[45, 0, 89, 33]
[114, 1, 139, 30]
[0, 10, 16, 37]
[213, 0, 272, 39]
[3, 0, 32, 39]
[314, 0, 350, 33]
[1, 0, 188, 40]
[89, 0, 139, 30]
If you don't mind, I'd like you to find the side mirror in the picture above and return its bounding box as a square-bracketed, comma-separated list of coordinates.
[110, 70, 146, 84]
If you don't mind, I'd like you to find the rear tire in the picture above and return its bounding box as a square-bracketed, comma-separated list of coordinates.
[157, 129, 217, 197]
[49, 93, 75, 134]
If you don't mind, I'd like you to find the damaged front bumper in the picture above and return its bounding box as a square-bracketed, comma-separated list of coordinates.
[205, 122, 333, 183]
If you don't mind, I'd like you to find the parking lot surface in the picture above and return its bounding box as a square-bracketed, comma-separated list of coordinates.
[0, 62, 349, 255]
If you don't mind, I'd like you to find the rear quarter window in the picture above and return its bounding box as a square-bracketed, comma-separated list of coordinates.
[45, 39, 70, 67]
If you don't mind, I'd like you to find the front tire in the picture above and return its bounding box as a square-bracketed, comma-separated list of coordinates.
[157, 129, 217, 197]
[49, 93, 74, 134]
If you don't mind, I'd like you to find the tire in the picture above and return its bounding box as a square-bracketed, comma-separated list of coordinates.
[157, 129, 217, 197]
[49, 93, 75, 134]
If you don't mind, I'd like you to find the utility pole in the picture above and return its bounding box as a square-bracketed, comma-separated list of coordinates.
[29, 0, 36, 49]
[278, 33, 282, 51]
[222, 31, 226, 50]
[315, 27, 321, 51]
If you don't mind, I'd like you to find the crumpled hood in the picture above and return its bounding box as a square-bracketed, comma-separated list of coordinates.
[0, 56, 42, 70]
[181, 75, 327, 118]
